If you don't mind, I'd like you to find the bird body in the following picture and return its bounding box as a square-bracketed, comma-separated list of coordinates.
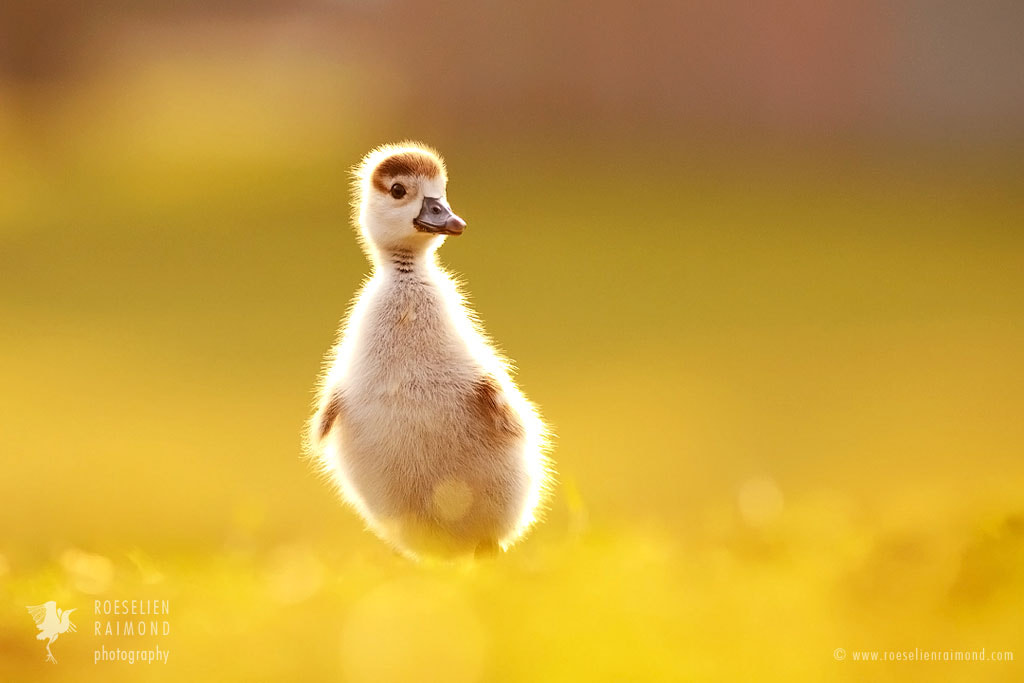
[309, 143, 550, 559]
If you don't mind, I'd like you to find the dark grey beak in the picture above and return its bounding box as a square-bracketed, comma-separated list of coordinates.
[414, 196, 466, 236]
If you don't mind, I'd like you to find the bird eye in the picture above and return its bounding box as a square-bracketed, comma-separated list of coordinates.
[390, 183, 407, 199]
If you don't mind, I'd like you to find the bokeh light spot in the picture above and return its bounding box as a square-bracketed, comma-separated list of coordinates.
[60, 548, 114, 594]
[264, 543, 325, 605]
[341, 578, 486, 683]
[738, 476, 785, 528]
[432, 478, 474, 522]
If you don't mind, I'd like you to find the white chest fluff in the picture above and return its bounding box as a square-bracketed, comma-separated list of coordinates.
[308, 142, 550, 560]
[341, 257, 483, 445]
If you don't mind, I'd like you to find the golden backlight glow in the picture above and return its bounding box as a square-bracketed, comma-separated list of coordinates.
[1, 4, 1023, 681]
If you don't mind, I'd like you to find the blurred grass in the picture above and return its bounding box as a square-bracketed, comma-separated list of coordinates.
[1, 53, 1023, 682]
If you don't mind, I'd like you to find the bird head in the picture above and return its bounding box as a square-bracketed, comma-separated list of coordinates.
[353, 142, 466, 254]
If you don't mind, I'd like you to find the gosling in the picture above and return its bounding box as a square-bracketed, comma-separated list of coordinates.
[308, 142, 551, 560]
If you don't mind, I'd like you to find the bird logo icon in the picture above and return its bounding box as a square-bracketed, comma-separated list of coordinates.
[26, 601, 77, 663]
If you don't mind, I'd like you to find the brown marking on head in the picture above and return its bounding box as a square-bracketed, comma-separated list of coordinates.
[355, 142, 447, 194]
[371, 152, 445, 192]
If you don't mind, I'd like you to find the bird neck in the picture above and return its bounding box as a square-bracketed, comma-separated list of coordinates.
[375, 245, 439, 280]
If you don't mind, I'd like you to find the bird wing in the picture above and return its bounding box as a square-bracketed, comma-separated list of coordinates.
[471, 375, 523, 437]
[314, 389, 345, 443]
[26, 602, 57, 631]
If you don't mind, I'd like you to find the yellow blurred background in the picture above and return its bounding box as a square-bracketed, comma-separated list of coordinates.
[1, 2, 1022, 681]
